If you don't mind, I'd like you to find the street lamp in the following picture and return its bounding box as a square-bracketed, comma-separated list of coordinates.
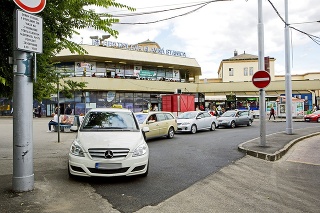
[90, 35, 110, 46]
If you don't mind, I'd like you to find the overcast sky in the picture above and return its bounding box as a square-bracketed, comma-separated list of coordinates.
[72, 0, 320, 79]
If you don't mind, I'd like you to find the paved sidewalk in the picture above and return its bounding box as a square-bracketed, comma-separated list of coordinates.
[238, 126, 320, 161]
[0, 117, 319, 213]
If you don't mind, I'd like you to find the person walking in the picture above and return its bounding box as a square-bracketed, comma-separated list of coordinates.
[65, 104, 72, 115]
[269, 107, 275, 120]
[37, 105, 42, 118]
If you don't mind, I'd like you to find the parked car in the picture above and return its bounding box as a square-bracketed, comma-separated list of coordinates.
[304, 110, 320, 122]
[68, 107, 149, 178]
[217, 110, 253, 128]
[134, 111, 177, 140]
[176, 111, 218, 134]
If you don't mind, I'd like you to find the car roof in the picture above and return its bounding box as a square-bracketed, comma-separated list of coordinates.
[88, 108, 132, 113]
[135, 111, 172, 115]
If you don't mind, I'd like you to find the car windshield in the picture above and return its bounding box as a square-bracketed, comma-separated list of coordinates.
[178, 112, 198, 119]
[313, 111, 320, 115]
[221, 111, 236, 117]
[135, 114, 148, 124]
[81, 111, 139, 131]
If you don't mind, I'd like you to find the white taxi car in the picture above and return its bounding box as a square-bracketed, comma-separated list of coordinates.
[68, 107, 149, 178]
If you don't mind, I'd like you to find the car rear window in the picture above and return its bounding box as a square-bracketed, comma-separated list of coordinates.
[164, 113, 175, 120]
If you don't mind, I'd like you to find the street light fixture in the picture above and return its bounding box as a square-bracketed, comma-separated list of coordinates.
[90, 35, 110, 46]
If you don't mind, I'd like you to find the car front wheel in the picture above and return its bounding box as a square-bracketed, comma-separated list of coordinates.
[247, 120, 252, 126]
[210, 122, 216, 131]
[191, 124, 197, 134]
[230, 121, 236, 128]
[318, 118, 320, 123]
[167, 127, 175, 139]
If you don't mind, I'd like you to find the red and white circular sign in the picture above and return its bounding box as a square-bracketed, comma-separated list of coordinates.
[252, 70, 271, 89]
[13, 0, 46, 13]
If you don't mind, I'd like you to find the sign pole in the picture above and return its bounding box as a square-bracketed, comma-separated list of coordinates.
[12, 7, 34, 192]
[258, 0, 266, 146]
[284, 0, 293, 134]
[12, 0, 45, 192]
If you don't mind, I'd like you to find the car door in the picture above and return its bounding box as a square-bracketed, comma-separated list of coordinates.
[238, 111, 248, 125]
[145, 113, 160, 138]
[196, 112, 206, 130]
[201, 112, 211, 129]
[156, 113, 167, 136]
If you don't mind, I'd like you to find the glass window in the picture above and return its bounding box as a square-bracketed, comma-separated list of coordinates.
[203, 112, 211, 117]
[165, 69, 173, 80]
[81, 111, 139, 130]
[156, 113, 166, 121]
[244, 67, 248, 76]
[249, 67, 254, 75]
[157, 69, 166, 81]
[165, 113, 174, 120]
[229, 68, 234, 76]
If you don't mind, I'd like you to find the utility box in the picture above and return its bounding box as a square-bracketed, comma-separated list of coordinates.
[161, 94, 195, 115]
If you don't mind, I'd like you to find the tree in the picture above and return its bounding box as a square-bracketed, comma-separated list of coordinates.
[0, 0, 134, 101]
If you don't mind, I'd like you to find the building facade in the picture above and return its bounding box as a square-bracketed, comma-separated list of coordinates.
[2, 42, 319, 116]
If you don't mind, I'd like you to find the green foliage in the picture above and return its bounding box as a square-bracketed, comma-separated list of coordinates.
[0, 0, 134, 101]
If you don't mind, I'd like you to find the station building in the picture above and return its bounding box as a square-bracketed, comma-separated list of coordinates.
[48, 39, 203, 115]
[3, 40, 318, 117]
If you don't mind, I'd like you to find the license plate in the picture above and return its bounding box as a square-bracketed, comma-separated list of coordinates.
[305, 119, 310, 121]
[95, 163, 122, 170]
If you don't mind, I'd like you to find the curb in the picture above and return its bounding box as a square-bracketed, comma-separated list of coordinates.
[238, 132, 320, 161]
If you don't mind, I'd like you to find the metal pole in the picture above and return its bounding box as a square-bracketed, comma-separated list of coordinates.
[285, 0, 293, 134]
[12, 8, 34, 191]
[258, 0, 266, 146]
[57, 79, 60, 142]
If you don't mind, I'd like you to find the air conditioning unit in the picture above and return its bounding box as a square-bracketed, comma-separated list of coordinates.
[174, 89, 182, 94]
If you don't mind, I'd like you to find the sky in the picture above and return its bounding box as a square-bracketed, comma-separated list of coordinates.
[72, 0, 320, 79]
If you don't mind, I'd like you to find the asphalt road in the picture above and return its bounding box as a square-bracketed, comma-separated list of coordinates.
[76, 120, 316, 213]
[0, 117, 318, 213]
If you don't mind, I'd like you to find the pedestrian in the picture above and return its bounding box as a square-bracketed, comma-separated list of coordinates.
[312, 104, 317, 112]
[47, 113, 59, 132]
[54, 106, 60, 115]
[153, 104, 158, 111]
[37, 105, 42, 118]
[199, 104, 204, 111]
[269, 107, 275, 120]
[65, 104, 72, 115]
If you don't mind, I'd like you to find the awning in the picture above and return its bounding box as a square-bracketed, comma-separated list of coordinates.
[205, 95, 227, 101]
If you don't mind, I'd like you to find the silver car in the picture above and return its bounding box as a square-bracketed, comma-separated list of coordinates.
[177, 111, 218, 134]
[217, 110, 253, 128]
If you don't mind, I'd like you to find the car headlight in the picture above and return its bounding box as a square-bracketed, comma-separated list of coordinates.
[133, 143, 148, 157]
[70, 140, 85, 157]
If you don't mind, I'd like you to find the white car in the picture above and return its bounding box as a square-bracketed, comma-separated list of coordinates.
[176, 111, 218, 134]
[68, 107, 150, 178]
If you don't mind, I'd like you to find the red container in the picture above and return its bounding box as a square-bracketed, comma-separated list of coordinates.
[161, 94, 195, 112]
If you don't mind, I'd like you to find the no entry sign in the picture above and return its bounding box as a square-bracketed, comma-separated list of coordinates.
[13, 0, 46, 13]
[252, 70, 271, 89]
